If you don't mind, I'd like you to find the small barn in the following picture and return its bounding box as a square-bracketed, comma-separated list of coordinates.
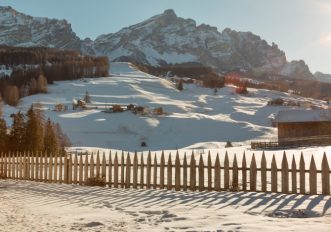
[275, 109, 331, 146]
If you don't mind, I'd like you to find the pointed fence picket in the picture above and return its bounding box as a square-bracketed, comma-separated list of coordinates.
[0, 150, 330, 196]
[291, 157, 297, 194]
[153, 154, 158, 189]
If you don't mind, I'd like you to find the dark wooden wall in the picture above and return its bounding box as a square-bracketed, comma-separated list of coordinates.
[278, 121, 331, 144]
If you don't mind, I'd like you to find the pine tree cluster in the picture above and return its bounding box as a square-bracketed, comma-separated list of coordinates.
[0, 45, 109, 106]
[0, 104, 70, 155]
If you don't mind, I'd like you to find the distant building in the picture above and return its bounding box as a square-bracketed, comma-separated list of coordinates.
[275, 109, 331, 146]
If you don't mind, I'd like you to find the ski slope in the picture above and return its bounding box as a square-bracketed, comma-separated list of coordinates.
[2, 62, 328, 151]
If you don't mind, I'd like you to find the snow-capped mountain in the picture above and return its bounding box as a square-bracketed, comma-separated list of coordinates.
[86, 9, 313, 79]
[0, 6, 81, 50]
[0, 7, 314, 79]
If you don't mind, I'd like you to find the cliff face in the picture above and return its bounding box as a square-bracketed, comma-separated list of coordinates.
[0, 7, 314, 79]
[0, 6, 81, 50]
[85, 9, 312, 79]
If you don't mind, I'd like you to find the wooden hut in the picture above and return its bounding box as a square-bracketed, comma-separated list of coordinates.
[275, 109, 331, 146]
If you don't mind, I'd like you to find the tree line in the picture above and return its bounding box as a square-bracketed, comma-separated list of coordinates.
[0, 45, 109, 106]
[134, 63, 225, 89]
[0, 104, 70, 155]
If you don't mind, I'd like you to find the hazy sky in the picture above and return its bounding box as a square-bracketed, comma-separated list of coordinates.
[1, 0, 331, 74]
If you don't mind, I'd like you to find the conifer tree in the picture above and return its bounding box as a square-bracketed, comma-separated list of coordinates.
[0, 118, 8, 152]
[9, 112, 26, 151]
[84, 91, 91, 103]
[176, 79, 183, 91]
[54, 122, 71, 148]
[44, 118, 58, 156]
[25, 105, 44, 152]
[37, 74, 48, 93]
[0, 95, 3, 116]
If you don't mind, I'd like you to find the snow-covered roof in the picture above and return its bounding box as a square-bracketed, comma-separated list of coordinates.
[275, 109, 331, 123]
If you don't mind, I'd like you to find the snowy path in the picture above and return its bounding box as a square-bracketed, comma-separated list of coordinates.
[0, 180, 330, 231]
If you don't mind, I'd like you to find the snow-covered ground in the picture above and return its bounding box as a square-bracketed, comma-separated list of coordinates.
[3, 62, 328, 151]
[2, 63, 331, 231]
[0, 180, 330, 232]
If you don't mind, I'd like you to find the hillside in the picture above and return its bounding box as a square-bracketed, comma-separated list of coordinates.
[2, 62, 328, 151]
[0, 45, 109, 106]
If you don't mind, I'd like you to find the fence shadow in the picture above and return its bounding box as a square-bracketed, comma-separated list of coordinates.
[2, 180, 331, 216]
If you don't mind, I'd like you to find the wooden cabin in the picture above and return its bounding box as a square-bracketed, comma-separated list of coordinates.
[275, 109, 331, 146]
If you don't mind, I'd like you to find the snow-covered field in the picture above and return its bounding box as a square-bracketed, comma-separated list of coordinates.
[0, 180, 330, 232]
[2, 62, 328, 151]
[2, 62, 331, 231]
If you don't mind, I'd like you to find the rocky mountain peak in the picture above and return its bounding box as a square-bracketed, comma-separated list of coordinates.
[0, 6, 81, 50]
[163, 9, 176, 17]
[0, 7, 316, 80]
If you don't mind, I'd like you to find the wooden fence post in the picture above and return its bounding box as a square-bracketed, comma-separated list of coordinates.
[190, 152, 196, 191]
[48, 154, 53, 183]
[160, 151, 165, 189]
[175, 151, 181, 191]
[13, 153, 16, 179]
[242, 152, 247, 191]
[90, 153, 95, 179]
[207, 152, 212, 191]
[271, 155, 277, 193]
[26, 153, 29, 180]
[224, 152, 229, 190]
[167, 153, 172, 190]
[22, 153, 26, 180]
[233, 154, 239, 191]
[102, 153, 106, 179]
[96, 152, 101, 178]
[322, 153, 330, 195]
[43, 154, 48, 182]
[133, 152, 138, 189]
[300, 153, 305, 194]
[183, 153, 188, 191]
[59, 155, 63, 184]
[198, 154, 204, 192]
[146, 151, 151, 189]
[7, 153, 12, 179]
[68, 154, 72, 184]
[153, 153, 158, 189]
[79, 154, 83, 185]
[19, 154, 23, 180]
[73, 153, 78, 184]
[214, 153, 221, 191]
[34, 152, 39, 181]
[39, 153, 43, 181]
[64, 156, 69, 184]
[120, 152, 125, 188]
[29, 153, 35, 180]
[125, 153, 131, 188]
[54, 154, 58, 183]
[15, 152, 19, 180]
[250, 154, 257, 191]
[108, 152, 112, 187]
[309, 156, 317, 195]
[291, 155, 297, 194]
[84, 154, 89, 184]
[140, 152, 144, 189]
[7, 153, 10, 179]
[281, 152, 289, 194]
[114, 153, 119, 188]
[261, 152, 267, 192]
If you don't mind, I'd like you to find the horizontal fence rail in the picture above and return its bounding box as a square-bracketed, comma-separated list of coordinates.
[0, 151, 330, 195]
